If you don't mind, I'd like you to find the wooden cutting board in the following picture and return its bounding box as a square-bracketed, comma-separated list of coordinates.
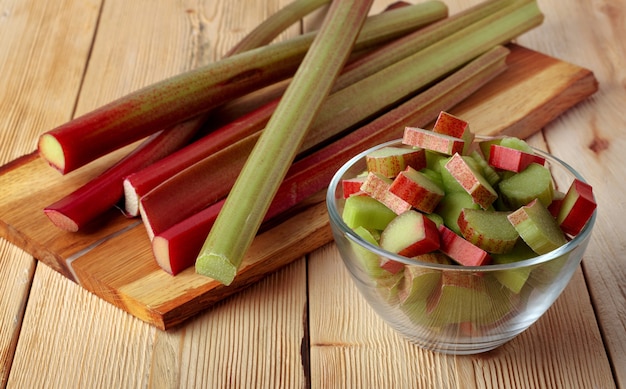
[0, 45, 597, 330]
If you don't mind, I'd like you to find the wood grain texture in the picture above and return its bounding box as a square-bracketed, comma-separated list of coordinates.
[0, 0, 101, 386]
[509, 0, 626, 385]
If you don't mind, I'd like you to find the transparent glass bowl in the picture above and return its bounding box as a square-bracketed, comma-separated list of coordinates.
[326, 138, 596, 354]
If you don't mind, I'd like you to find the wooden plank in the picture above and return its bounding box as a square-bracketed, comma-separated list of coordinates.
[0, 0, 102, 386]
[0, 44, 598, 329]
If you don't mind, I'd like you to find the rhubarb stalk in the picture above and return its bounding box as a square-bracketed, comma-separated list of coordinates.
[37, 2, 446, 174]
[195, 0, 375, 285]
[333, 0, 513, 91]
[153, 45, 510, 275]
[225, 0, 331, 56]
[123, 102, 277, 217]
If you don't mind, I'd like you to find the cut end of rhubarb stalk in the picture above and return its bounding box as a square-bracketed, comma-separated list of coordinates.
[43, 209, 79, 232]
[38, 134, 66, 173]
[122, 178, 141, 217]
[196, 252, 238, 286]
[152, 236, 174, 275]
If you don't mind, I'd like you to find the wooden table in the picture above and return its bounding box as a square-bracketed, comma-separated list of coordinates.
[0, 0, 623, 387]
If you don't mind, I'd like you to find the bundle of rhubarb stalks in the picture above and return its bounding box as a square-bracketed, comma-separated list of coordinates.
[37, 0, 544, 286]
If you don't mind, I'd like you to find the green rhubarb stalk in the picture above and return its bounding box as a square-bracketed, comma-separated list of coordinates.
[38, 2, 445, 174]
[195, 0, 375, 285]
[225, 0, 331, 56]
[334, 0, 513, 91]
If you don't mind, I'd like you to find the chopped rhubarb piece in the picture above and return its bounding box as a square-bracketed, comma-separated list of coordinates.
[432, 111, 474, 154]
[556, 179, 597, 235]
[342, 176, 368, 198]
[457, 208, 519, 254]
[388, 166, 444, 213]
[365, 146, 426, 178]
[507, 198, 568, 255]
[360, 172, 412, 215]
[379, 257, 406, 275]
[380, 210, 441, 258]
[402, 126, 465, 155]
[444, 153, 498, 210]
[438, 225, 492, 266]
[488, 144, 546, 172]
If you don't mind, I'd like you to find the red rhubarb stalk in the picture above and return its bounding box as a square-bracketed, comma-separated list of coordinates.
[151, 45, 510, 275]
[43, 120, 203, 232]
[37, 3, 446, 174]
[123, 101, 277, 217]
[139, 133, 259, 239]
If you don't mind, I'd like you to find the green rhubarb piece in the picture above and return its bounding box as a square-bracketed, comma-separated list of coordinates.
[425, 150, 447, 172]
[400, 298, 431, 327]
[398, 253, 450, 304]
[351, 226, 395, 281]
[470, 150, 501, 186]
[498, 163, 554, 209]
[499, 136, 534, 153]
[195, 0, 375, 285]
[479, 276, 516, 325]
[427, 272, 492, 325]
[342, 195, 397, 231]
[377, 272, 405, 305]
[365, 146, 425, 178]
[478, 138, 502, 161]
[428, 271, 514, 326]
[438, 157, 464, 193]
[425, 212, 444, 228]
[435, 191, 481, 234]
[507, 199, 568, 255]
[491, 240, 536, 293]
[458, 208, 519, 254]
[420, 167, 444, 189]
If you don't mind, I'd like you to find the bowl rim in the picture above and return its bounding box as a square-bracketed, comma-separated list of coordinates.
[326, 137, 597, 272]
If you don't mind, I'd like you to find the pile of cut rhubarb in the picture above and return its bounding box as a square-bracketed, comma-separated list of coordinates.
[36, 0, 548, 285]
[342, 111, 596, 264]
[339, 111, 596, 328]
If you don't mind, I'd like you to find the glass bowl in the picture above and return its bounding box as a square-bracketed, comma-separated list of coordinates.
[326, 138, 596, 355]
